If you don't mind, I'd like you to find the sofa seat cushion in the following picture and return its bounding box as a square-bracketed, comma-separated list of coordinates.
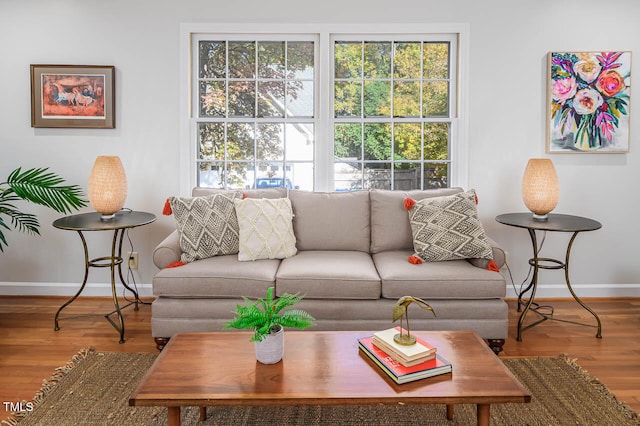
[153, 255, 280, 298]
[373, 250, 506, 300]
[276, 251, 381, 300]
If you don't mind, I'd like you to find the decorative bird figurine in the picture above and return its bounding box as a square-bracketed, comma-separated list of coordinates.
[392, 296, 437, 346]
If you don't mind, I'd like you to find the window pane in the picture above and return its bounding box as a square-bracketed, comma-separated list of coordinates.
[394, 123, 422, 161]
[227, 123, 255, 160]
[364, 123, 391, 161]
[286, 123, 314, 161]
[287, 162, 313, 191]
[287, 41, 314, 79]
[423, 81, 449, 117]
[287, 80, 314, 118]
[424, 122, 449, 160]
[394, 42, 421, 79]
[334, 81, 361, 117]
[363, 81, 390, 117]
[334, 123, 362, 160]
[257, 123, 284, 160]
[258, 81, 284, 117]
[199, 41, 225, 79]
[228, 81, 255, 117]
[394, 163, 422, 190]
[226, 162, 252, 189]
[228, 41, 255, 78]
[197, 161, 224, 188]
[334, 161, 362, 191]
[424, 163, 448, 189]
[258, 41, 285, 78]
[364, 42, 391, 79]
[393, 81, 420, 117]
[198, 123, 224, 160]
[424, 42, 449, 79]
[364, 164, 391, 189]
[334, 42, 362, 78]
[199, 81, 226, 117]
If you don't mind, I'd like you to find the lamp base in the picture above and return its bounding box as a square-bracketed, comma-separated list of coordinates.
[532, 213, 549, 221]
[100, 213, 116, 221]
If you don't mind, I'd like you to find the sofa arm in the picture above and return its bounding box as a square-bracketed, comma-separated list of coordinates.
[487, 236, 506, 269]
[153, 230, 181, 269]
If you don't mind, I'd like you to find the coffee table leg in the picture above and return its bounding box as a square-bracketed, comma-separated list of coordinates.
[477, 404, 490, 426]
[199, 406, 206, 421]
[446, 404, 454, 420]
[167, 406, 181, 426]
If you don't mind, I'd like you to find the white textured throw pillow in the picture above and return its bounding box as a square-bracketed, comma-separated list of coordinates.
[169, 192, 242, 263]
[407, 189, 493, 262]
[234, 197, 297, 261]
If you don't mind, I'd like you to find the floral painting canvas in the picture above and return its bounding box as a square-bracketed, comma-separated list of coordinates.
[547, 51, 631, 153]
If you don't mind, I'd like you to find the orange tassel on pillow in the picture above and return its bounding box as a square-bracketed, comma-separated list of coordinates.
[165, 261, 186, 268]
[408, 255, 423, 265]
[404, 197, 416, 211]
[162, 198, 172, 216]
[486, 259, 499, 272]
[474, 193, 479, 205]
[242, 193, 248, 199]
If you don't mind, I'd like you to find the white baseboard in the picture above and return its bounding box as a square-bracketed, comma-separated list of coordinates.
[505, 283, 640, 299]
[0, 282, 153, 297]
[0, 281, 638, 298]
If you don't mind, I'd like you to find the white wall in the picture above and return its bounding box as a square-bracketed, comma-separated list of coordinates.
[0, 0, 638, 298]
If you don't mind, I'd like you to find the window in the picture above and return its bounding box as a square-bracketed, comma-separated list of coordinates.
[185, 25, 466, 192]
[194, 37, 316, 190]
[333, 37, 456, 191]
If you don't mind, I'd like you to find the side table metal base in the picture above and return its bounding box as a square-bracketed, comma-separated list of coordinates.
[53, 214, 153, 343]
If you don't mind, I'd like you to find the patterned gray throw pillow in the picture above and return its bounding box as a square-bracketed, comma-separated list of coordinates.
[406, 189, 493, 263]
[169, 192, 242, 263]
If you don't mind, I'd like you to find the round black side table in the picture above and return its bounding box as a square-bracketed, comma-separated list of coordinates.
[495, 213, 602, 342]
[52, 210, 156, 343]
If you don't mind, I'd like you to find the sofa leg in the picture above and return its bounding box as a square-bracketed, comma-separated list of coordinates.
[154, 337, 170, 351]
[487, 339, 505, 355]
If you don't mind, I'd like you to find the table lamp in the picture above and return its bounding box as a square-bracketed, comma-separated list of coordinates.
[521, 158, 559, 221]
[88, 156, 127, 220]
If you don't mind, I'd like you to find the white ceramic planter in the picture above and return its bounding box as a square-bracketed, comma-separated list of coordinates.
[254, 325, 284, 364]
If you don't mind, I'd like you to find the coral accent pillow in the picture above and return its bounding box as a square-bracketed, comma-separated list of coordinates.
[234, 197, 297, 261]
[169, 192, 243, 263]
[405, 189, 493, 263]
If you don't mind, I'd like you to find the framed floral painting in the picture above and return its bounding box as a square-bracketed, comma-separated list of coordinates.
[547, 51, 631, 153]
[30, 64, 115, 128]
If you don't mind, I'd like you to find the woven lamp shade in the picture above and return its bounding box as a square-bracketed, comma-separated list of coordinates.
[522, 158, 560, 220]
[88, 156, 127, 220]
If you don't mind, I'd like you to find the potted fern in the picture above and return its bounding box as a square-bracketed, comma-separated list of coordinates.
[0, 167, 87, 252]
[224, 286, 315, 364]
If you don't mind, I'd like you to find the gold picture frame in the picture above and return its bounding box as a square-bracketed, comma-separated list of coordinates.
[30, 64, 115, 129]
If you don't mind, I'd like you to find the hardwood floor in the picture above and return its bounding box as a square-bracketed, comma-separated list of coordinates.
[0, 296, 638, 422]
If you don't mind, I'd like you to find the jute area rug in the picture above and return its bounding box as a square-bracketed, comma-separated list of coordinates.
[2, 349, 638, 426]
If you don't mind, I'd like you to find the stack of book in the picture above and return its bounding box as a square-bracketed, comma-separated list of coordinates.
[358, 327, 452, 384]
[371, 327, 436, 367]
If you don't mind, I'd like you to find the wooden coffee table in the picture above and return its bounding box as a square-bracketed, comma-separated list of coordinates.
[129, 331, 530, 426]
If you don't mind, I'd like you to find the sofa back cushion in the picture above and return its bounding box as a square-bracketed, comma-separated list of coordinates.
[192, 187, 287, 199]
[370, 187, 463, 253]
[289, 190, 370, 252]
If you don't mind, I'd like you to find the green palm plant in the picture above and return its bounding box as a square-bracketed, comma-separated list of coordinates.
[224, 287, 315, 342]
[0, 167, 87, 252]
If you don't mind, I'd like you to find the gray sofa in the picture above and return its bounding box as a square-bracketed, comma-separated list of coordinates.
[151, 187, 508, 354]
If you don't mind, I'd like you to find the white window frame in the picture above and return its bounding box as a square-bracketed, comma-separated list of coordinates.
[180, 23, 469, 195]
